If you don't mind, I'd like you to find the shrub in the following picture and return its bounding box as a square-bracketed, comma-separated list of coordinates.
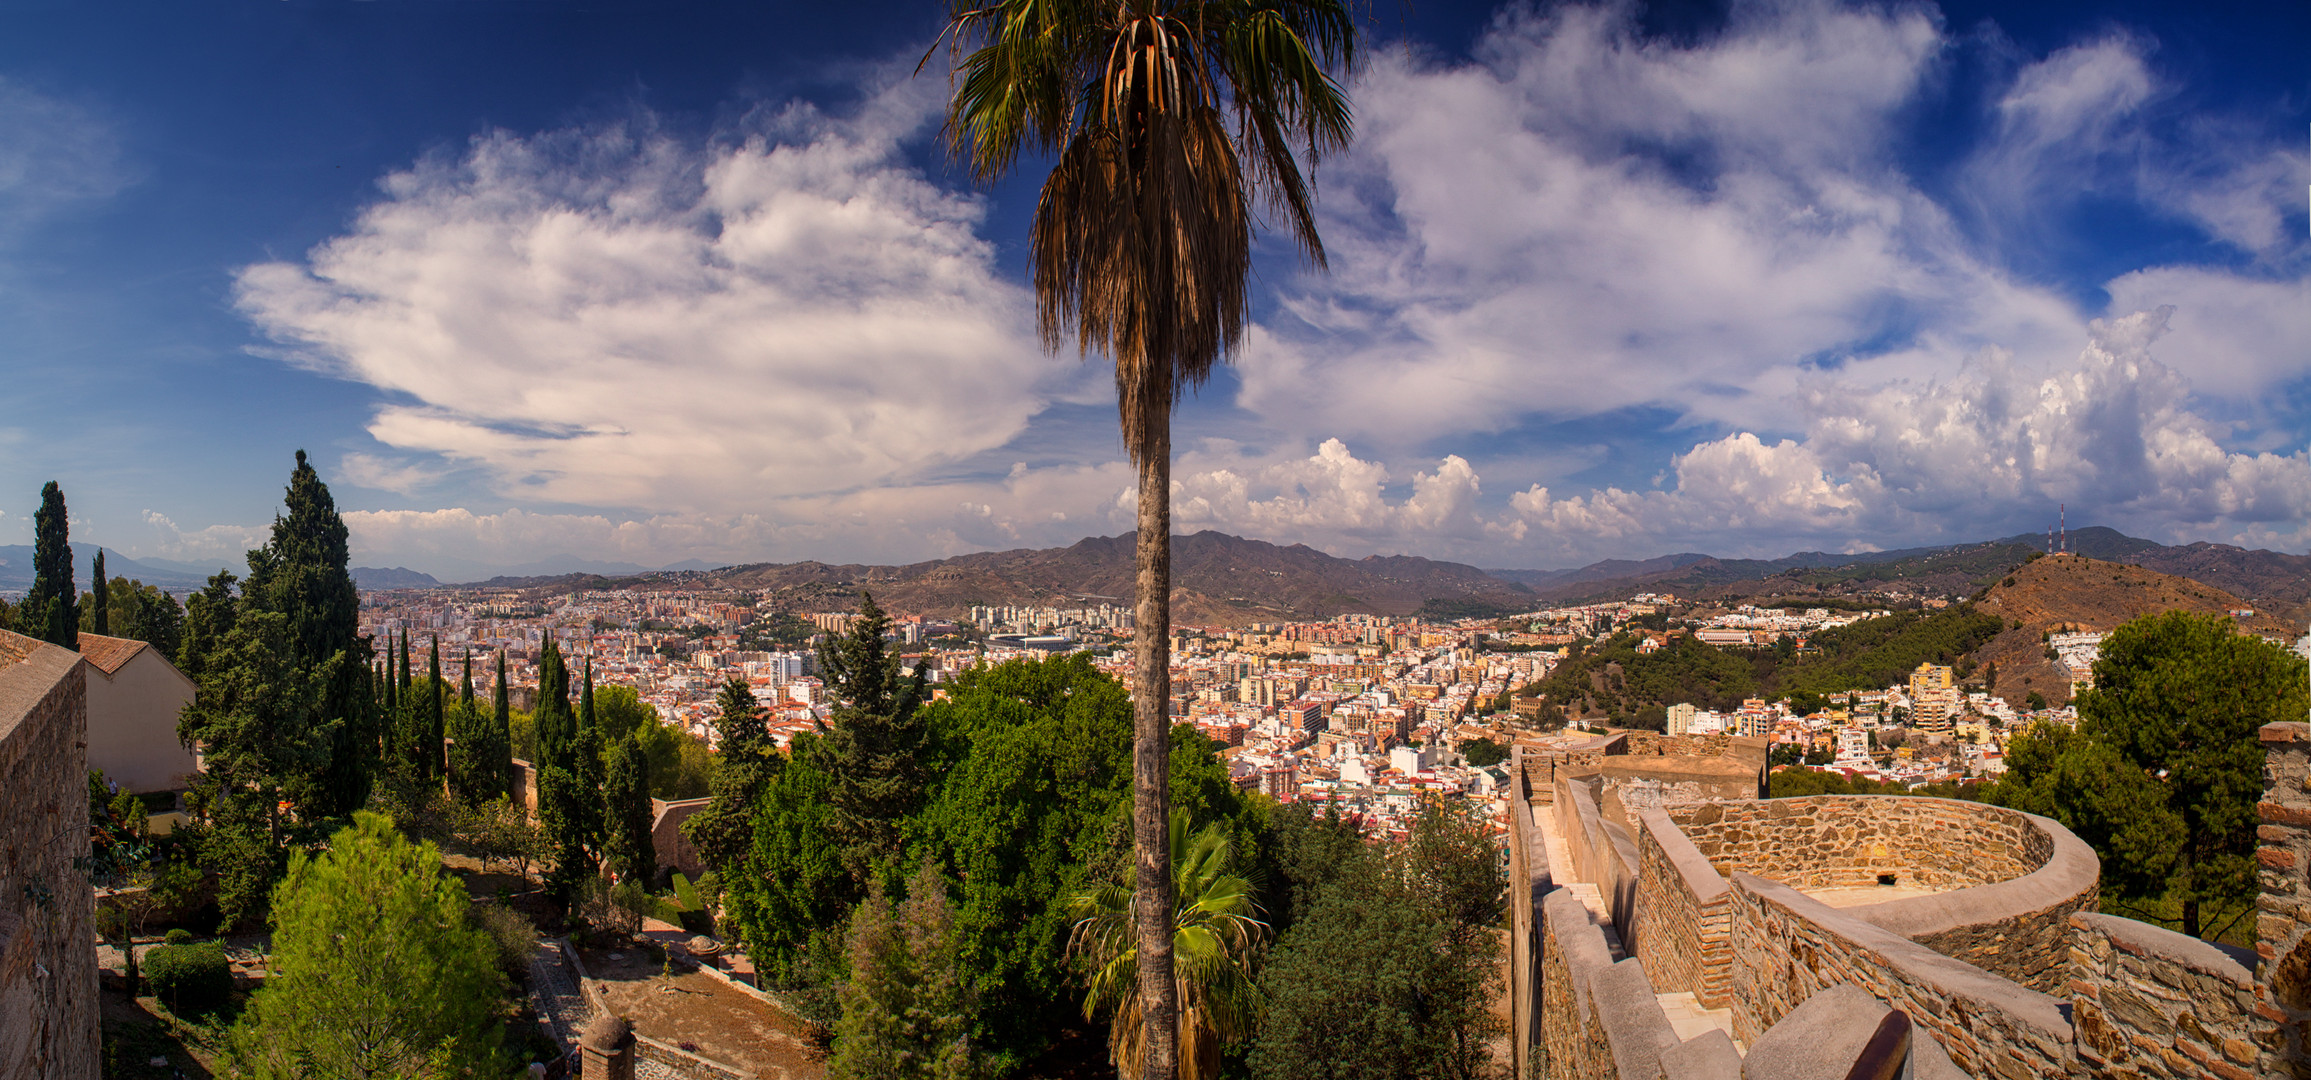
[470, 902, 538, 979]
[164, 928, 195, 946]
[145, 941, 232, 1015]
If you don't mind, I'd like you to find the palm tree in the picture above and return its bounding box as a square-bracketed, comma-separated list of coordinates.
[937, 4, 1356, 1075]
[1069, 810, 1268, 1080]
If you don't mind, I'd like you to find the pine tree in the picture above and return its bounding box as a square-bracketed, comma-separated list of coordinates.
[687, 677, 779, 872]
[816, 594, 930, 880]
[90, 549, 110, 636]
[603, 734, 656, 886]
[224, 812, 505, 1077]
[826, 859, 978, 1080]
[25, 481, 77, 649]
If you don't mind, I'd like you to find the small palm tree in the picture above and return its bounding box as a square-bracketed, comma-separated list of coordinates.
[937, 5, 1356, 1076]
[1069, 810, 1268, 1080]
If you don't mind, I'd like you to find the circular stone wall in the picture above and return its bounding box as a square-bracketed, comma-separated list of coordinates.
[1671, 795, 2051, 891]
[1669, 794, 2100, 992]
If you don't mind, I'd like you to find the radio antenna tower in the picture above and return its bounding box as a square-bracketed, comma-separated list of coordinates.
[2060, 504, 2067, 555]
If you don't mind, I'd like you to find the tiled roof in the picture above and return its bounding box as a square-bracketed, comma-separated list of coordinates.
[76, 633, 150, 676]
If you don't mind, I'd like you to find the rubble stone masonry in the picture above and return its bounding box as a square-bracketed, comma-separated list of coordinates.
[0, 630, 99, 1080]
[2258, 721, 2311, 1077]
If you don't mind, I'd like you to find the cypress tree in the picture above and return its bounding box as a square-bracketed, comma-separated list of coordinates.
[603, 734, 656, 886]
[241, 450, 372, 817]
[579, 658, 597, 738]
[91, 549, 110, 636]
[535, 639, 572, 767]
[460, 652, 475, 706]
[425, 638, 444, 782]
[493, 651, 513, 782]
[26, 481, 77, 650]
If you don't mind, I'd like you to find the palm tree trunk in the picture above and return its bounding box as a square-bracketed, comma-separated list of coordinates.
[1133, 420, 1179, 1080]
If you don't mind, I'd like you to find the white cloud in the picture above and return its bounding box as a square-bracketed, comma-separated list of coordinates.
[1500, 310, 2311, 558]
[139, 510, 267, 564]
[1237, 0, 2094, 446]
[235, 78, 1063, 515]
[0, 79, 125, 233]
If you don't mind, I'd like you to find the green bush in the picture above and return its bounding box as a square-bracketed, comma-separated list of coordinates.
[163, 928, 195, 946]
[469, 902, 537, 979]
[145, 941, 232, 1015]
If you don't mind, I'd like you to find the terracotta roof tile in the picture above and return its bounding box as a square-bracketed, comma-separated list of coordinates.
[76, 633, 149, 675]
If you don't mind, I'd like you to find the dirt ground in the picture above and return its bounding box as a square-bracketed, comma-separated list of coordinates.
[578, 946, 826, 1080]
[99, 987, 231, 1079]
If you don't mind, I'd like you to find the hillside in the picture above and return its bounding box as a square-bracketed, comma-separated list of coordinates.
[1972, 554, 2296, 705]
[489, 531, 1535, 625]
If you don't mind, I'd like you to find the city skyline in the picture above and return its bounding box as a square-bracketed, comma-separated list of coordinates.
[0, 0, 2304, 579]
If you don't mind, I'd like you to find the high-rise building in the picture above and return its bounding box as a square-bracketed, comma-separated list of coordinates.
[1909, 662, 1957, 735]
[1667, 702, 1698, 736]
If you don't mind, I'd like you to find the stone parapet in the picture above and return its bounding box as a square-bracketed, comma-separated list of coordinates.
[1633, 809, 1732, 1008]
[1560, 774, 1641, 933]
[2257, 720, 2311, 1077]
[1728, 873, 2073, 1079]
[2068, 911, 2264, 1080]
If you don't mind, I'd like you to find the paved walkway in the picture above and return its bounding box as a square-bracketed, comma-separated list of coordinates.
[529, 939, 593, 1061]
[1802, 884, 1945, 908]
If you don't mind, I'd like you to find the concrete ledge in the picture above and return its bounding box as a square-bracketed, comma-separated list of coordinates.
[1742, 983, 1886, 1080]
[2070, 912, 2253, 990]
[1660, 1029, 1742, 1080]
[1595, 958, 1681, 1080]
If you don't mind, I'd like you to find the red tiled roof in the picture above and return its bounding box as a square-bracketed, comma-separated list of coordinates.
[76, 633, 150, 676]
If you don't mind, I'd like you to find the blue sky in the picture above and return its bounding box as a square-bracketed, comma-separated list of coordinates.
[0, 0, 2303, 580]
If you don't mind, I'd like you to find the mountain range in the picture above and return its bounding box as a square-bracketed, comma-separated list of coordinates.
[352, 525, 2310, 628]
[11, 524, 2306, 629]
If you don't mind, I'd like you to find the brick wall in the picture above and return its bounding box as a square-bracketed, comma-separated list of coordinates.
[2069, 911, 2267, 1080]
[0, 631, 99, 1080]
[1632, 809, 1732, 1008]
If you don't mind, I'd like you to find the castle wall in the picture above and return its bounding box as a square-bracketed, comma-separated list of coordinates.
[1727, 873, 2074, 1078]
[2255, 720, 2311, 1077]
[0, 632, 100, 1080]
[1558, 774, 1640, 935]
[2068, 911, 2265, 1080]
[1507, 747, 1554, 1079]
[1632, 808, 1732, 1008]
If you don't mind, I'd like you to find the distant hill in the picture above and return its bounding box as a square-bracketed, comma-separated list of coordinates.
[352, 567, 443, 590]
[1972, 555, 2295, 705]
[0, 545, 224, 594]
[1484, 526, 2311, 624]
[461, 531, 1535, 624]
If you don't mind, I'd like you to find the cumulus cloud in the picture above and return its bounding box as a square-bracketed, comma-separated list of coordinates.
[1166, 438, 1491, 547]
[140, 511, 267, 564]
[236, 78, 1063, 514]
[1501, 310, 2311, 559]
[1237, 0, 2099, 446]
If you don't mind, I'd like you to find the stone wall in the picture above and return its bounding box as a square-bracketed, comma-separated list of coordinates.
[1558, 775, 1640, 934]
[2068, 911, 2266, 1080]
[2256, 721, 2311, 1077]
[650, 798, 712, 883]
[1672, 796, 2046, 891]
[1632, 809, 1732, 1008]
[0, 631, 100, 1080]
[1728, 873, 2074, 1079]
[1507, 747, 1552, 1079]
